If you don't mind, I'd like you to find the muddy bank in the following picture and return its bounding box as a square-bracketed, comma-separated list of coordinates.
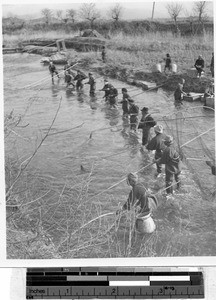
[92, 63, 212, 93]
[21, 37, 106, 53]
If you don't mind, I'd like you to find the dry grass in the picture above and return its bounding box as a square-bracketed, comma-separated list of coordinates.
[106, 32, 213, 72]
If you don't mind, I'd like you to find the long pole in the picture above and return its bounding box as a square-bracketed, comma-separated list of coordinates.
[151, 2, 155, 20]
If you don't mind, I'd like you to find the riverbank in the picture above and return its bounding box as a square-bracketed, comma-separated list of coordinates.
[3, 30, 213, 93]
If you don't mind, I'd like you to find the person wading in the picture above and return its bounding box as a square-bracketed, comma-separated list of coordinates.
[119, 88, 134, 118]
[49, 61, 60, 81]
[65, 70, 75, 88]
[74, 70, 87, 91]
[153, 135, 182, 199]
[138, 107, 156, 148]
[128, 101, 139, 132]
[146, 125, 166, 178]
[174, 82, 187, 108]
[100, 80, 113, 102]
[116, 173, 157, 234]
[108, 86, 118, 108]
[85, 72, 96, 96]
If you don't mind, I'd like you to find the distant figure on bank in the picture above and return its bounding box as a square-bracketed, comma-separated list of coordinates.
[128, 101, 139, 131]
[74, 70, 87, 91]
[49, 61, 60, 80]
[107, 86, 118, 108]
[146, 125, 166, 178]
[65, 71, 75, 88]
[100, 80, 113, 102]
[138, 107, 156, 147]
[101, 46, 106, 63]
[164, 53, 172, 73]
[119, 88, 134, 117]
[153, 135, 181, 199]
[210, 52, 214, 78]
[194, 55, 205, 78]
[174, 82, 187, 107]
[116, 173, 157, 234]
[85, 72, 96, 96]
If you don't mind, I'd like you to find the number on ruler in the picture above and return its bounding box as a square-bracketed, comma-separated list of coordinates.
[111, 288, 117, 295]
[164, 286, 175, 291]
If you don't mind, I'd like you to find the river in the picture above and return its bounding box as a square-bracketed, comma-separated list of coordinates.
[4, 53, 216, 258]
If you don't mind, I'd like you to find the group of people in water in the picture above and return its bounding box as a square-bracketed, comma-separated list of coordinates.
[47, 53, 214, 234]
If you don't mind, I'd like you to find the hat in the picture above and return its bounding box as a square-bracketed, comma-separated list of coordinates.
[141, 107, 148, 112]
[127, 172, 138, 184]
[122, 88, 127, 92]
[164, 135, 173, 145]
[89, 72, 93, 75]
[154, 125, 163, 133]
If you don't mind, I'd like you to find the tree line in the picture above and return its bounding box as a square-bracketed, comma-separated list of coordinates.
[3, 2, 212, 36]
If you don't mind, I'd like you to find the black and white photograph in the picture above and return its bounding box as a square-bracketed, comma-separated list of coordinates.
[2, 0, 215, 260]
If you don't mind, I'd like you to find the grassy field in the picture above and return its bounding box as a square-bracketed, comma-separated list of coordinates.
[3, 29, 214, 74]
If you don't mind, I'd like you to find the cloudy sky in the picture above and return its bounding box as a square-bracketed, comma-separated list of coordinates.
[2, 0, 214, 20]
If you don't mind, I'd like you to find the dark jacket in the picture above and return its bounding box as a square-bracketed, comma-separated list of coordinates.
[158, 144, 181, 174]
[86, 77, 96, 88]
[74, 73, 86, 83]
[146, 133, 166, 155]
[165, 57, 172, 67]
[138, 114, 156, 130]
[195, 58, 204, 68]
[65, 73, 73, 83]
[120, 99, 129, 114]
[129, 104, 139, 115]
[123, 183, 150, 216]
[174, 86, 184, 101]
[49, 64, 56, 72]
[109, 87, 118, 98]
[123, 92, 132, 101]
[101, 83, 113, 98]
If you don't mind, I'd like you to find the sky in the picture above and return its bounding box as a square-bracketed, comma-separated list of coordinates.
[2, 1, 214, 20]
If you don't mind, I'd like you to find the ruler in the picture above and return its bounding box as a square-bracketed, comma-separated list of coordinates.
[26, 267, 204, 299]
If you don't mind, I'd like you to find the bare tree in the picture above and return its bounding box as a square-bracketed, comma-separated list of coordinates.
[66, 9, 76, 23]
[109, 3, 123, 22]
[56, 10, 63, 20]
[56, 10, 68, 24]
[166, 3, 183, 35]
[184, 9, 196, 35]
[41, 8, 53, 25]
[193, 1, 208, 34]
[79, 3, 100, 29]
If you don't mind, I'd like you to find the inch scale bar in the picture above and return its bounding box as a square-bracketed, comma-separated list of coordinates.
[26, 267, 204, 299]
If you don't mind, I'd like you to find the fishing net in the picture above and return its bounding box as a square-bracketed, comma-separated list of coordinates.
[162, 105, 215, 199]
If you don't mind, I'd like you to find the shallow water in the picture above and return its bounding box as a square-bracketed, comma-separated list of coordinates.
[4, 53, 216, 258]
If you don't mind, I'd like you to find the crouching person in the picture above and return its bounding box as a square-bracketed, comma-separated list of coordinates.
[116, 173, 158, 234]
